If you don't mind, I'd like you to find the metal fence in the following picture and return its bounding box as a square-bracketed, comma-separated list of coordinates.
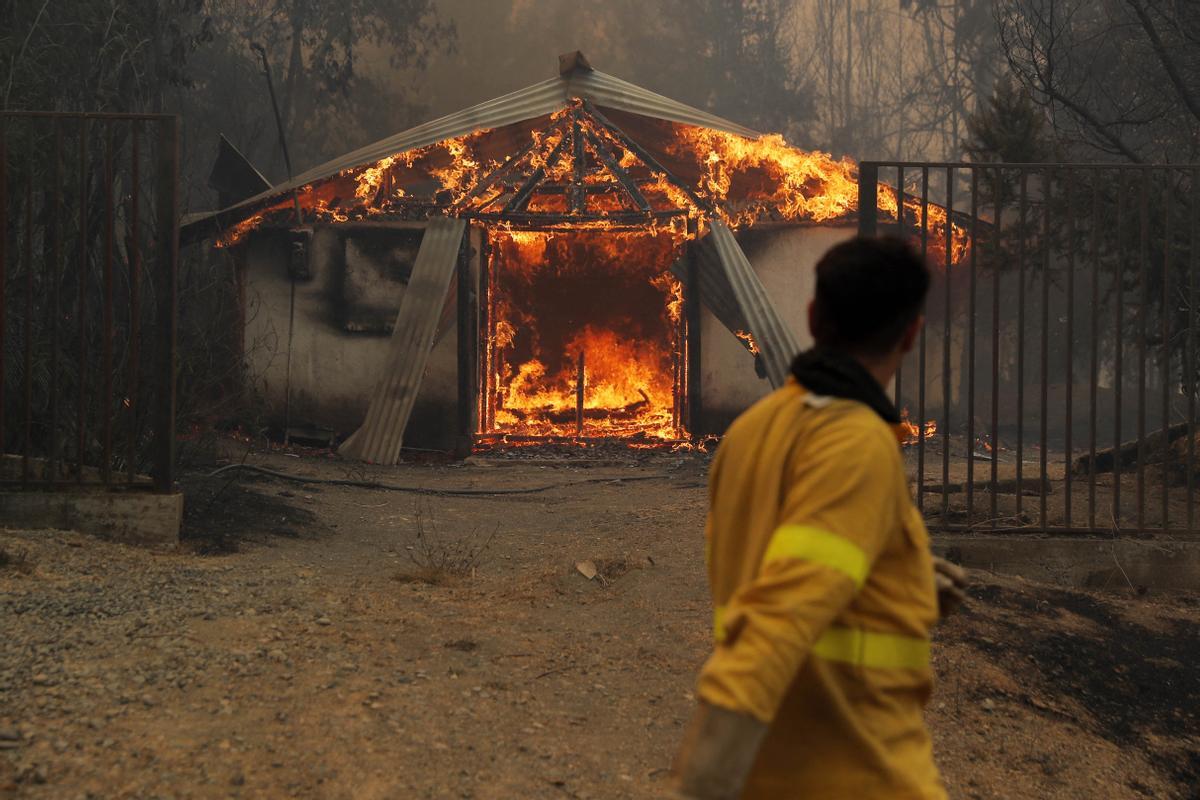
[859, 162, 1199, 537]
[0, 112, 179, 492]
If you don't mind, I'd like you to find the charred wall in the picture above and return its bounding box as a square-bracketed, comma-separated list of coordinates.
[239, 222, 478, 450]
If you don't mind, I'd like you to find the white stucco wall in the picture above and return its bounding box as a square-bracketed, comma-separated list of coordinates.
[698, 224, 856, 429]
[240, 224, 468, 447]
[236, 222, 853, 443]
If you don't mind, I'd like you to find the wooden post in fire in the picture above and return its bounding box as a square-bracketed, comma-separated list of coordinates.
[455, 226, 478, 457]
[685, 217, 703, 436]
[575, 350, 585, 439]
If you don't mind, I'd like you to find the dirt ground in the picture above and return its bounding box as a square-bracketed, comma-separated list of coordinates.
[1, 446, 1198, 799]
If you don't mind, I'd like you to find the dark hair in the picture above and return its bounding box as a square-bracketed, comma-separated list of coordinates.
[810, 236, 930, 356]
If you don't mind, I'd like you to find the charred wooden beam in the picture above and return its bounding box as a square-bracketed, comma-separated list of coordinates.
[452, 129, 549, 213]
[464, 209, 686, 225]
[570, 109, 587, 214]
[505, 134, 570, 214]
[582, 128, 651, 212]
[580, 99, 711, 213]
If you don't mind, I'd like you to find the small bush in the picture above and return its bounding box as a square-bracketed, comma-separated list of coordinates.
[393, 501, 496, 586]
[0, 545, 34, 574]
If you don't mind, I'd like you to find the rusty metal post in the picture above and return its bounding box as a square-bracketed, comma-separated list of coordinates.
[575, 349, 585, 438]
[941, 167, 953, 522]
[685, 217, 702, 435]
[49, 120, 62, 480]
[1189, 169, 1198, 532]
[0, 119, 6, 457]
[1113, 172, 1126, 523]
[1016, 169, 1028, 513]
[990, 167, 1002, 527]
[1064, 168, 1075, 529]
[894, 166, 904, 408]
[917, 167, 929, 510]
[102, 122, 114, 482]
[966, 168, 978, 525]
[152, 116, 179, 493]
[76, 120, 87, 482]
[1137, 171, 1149, 534]
[1088, 169, 1100, 529]
[128, 121, 141, 481]
[857, 162, 878, 237]
[22, 135, 33, 484]
[1039, 168, 1051, 533]
[1161, 170, 1173, 531]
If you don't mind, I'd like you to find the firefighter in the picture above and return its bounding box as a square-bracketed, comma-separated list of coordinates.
[671, 236, 967, 800]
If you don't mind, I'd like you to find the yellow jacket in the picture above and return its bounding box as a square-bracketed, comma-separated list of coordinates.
[698, 380, 945, 799]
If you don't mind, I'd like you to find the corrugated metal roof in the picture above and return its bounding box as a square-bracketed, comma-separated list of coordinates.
[188, 63, 760, 236]
[707, 220, 799, 387]
[337, 217, 466, 464]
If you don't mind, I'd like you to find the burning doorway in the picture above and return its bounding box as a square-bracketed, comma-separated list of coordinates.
[480, 229, 687, 443]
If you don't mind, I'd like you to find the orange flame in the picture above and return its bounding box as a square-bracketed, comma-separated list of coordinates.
[899, 407, 937, 446]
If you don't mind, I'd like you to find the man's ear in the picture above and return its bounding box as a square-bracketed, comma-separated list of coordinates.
[899, 315, 924, 354]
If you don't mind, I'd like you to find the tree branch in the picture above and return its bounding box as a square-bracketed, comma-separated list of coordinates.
[1124, 0, 1200, 125]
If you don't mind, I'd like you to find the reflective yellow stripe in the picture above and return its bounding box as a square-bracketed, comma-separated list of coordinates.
[711, 607, 928, 669]
[761, 525, 869, 588]
[812, 626, 930, 670]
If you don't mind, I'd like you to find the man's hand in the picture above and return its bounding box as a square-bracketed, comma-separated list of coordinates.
[933, 556, 968, 619]
[670, 700, 768, 800]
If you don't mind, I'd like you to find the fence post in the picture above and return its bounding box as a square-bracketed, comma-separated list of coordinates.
[858, 162, 879, 238]
[153, 116, 179, 492]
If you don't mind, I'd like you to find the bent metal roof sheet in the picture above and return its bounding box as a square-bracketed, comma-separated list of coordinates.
[183, 57, 760, 241]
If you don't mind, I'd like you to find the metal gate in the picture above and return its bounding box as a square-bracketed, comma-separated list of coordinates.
[0, 112, 179, 492]
[858, 162, 1199, 537]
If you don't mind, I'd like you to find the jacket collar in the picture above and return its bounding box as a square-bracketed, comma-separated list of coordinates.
[790, 347, 901, 425]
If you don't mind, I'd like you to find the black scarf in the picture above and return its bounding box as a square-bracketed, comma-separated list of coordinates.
[790, 347, 901, 424]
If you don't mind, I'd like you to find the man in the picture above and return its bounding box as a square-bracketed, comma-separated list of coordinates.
[672, 237, 967, 800]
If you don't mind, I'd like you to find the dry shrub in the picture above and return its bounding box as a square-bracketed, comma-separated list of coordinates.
[393, 501, 496, 586]
[0, 545, 34, 574]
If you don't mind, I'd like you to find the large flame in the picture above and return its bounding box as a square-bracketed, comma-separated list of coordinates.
[483, 229, 685, 442]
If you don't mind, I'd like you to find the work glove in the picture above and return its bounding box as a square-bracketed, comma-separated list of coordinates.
[933, 556, 968, 619]
[670, 700, 768, 800]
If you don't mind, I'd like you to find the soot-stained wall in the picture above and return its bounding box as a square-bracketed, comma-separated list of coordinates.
[237, 222, 849, 446]
[240, 223, 478, 449]
[696, 224, 856, 432]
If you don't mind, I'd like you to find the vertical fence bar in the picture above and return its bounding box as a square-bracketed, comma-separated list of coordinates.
[22, 134, 33, 484]
[991, 166, 1002, 527]
[894, 166, 904, 409]
[49, 121, 62, 481]
[1039, 169, 1051, 533]
[1137, 171, 1149, 534]
[858, 162, 878, 237]
[966, 168, 978, 525]
[1016, 170, 1028, 515]
[0, 119, 6, 457]
[102, 122, 114, 482]
[941, 168, 953, 521]
[918, 167, 929, 511]
[1114, 172, 1125, 526]
[153, 116, 179, 493]
[128, 121, 141, 481]
[1162, 171, 1173, 531]
[76, 120, 87, 482]
[1064, 168, 1075, 529]
[1088, 169, 1100, 528]
[1189, 169, 1198, 532]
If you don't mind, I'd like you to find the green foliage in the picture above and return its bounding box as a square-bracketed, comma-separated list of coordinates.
[964, 78, 1053, 163]
[0, 0, 213, 112]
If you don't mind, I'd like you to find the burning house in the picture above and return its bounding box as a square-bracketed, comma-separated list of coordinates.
[185, 52, 964, 461]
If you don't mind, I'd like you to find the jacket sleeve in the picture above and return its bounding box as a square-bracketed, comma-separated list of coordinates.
[696, 417, 905, 723]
